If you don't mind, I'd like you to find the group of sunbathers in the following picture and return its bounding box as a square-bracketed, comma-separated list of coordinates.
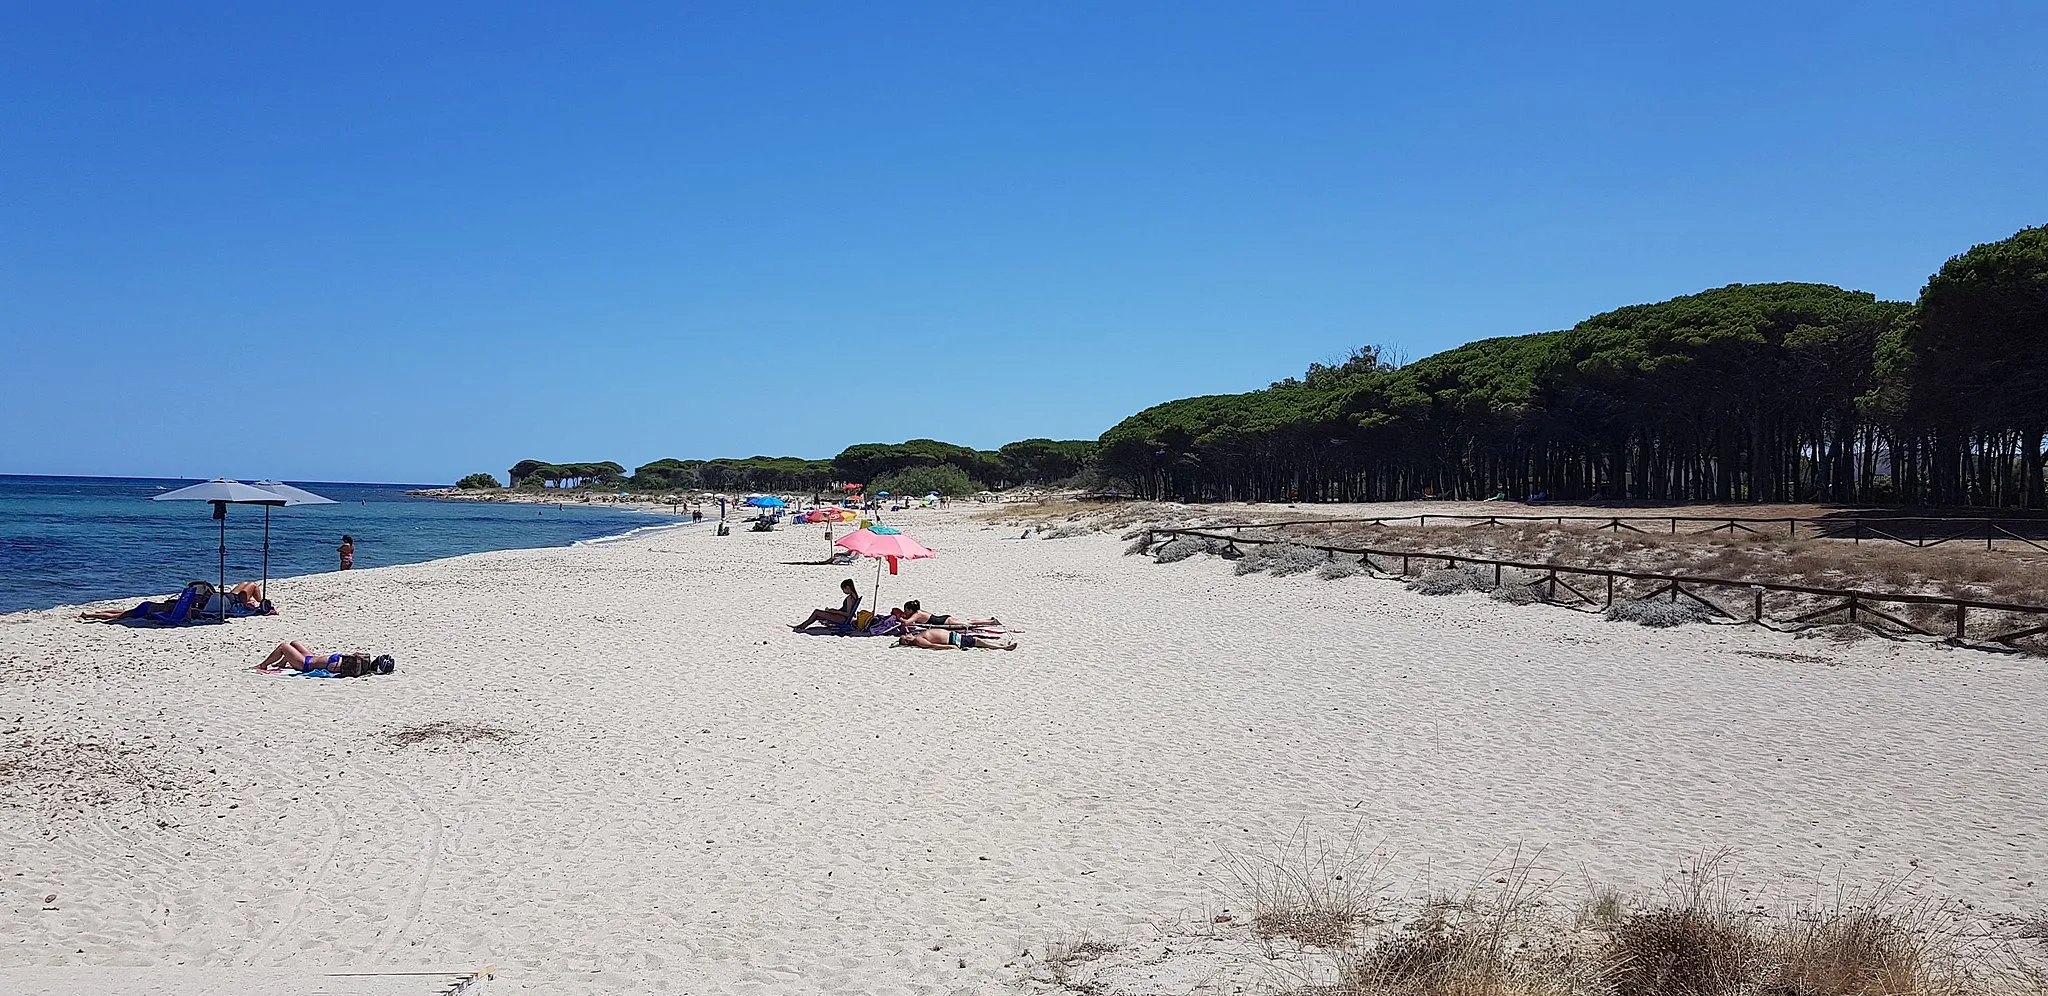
[789, 581, 1018, 650]
[79, 580, 275, 621]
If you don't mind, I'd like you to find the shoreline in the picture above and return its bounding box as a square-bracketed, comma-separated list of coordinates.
[2, 502, 685, 618]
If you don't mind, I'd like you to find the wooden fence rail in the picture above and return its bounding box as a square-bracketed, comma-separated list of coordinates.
[1200, 514, 2048, 553]
[1143, 527, 2048, 647]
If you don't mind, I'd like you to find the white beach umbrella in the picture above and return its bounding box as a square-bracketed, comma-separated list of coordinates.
[152, 480, 287, 620]
[250, 482, 338, 597]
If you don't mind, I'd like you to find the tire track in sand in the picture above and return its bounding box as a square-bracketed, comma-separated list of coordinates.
[239, 794, 346, 964]
[372, 754, 479, 957]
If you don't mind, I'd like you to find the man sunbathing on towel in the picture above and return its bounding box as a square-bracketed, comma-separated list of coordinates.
[896, 629, 1017, 651]
[889, 599, 1000, 629]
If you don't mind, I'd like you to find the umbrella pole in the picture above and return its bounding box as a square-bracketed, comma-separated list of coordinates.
[262, 506, 271, 600]
[217, 503, 228, 622]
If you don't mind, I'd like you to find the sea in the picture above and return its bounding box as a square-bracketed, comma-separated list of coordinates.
[0, 475, 678, 613]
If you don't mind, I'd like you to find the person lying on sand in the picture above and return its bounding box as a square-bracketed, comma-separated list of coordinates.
[889, 599, 1000, 628]
[790, 579, 861, 631]
[256, 641, 395, 676]
[80, 581, 266, 620]
[897, 629, 1016, 651]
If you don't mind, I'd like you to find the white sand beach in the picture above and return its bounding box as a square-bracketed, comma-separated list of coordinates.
[3, 506, 2045, 994]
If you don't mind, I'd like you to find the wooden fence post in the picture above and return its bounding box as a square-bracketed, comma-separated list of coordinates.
[1752, 586, 1764, 623]
[1954, 605, 1967, 641]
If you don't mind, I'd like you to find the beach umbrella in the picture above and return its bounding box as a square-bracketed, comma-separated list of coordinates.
[250, 481, 337, 599]
[747, 496, 788, 508]
[834, 526, 935, 610]
[151, 480, 286, 621]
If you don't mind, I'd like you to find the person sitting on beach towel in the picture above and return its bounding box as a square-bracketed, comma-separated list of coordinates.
[896, 629, 1017, 651]
[255, 641, 395, 677]
[200, 582, 271, 615]
[889, 599, 1001, 629]
[789, 579, 861, 631]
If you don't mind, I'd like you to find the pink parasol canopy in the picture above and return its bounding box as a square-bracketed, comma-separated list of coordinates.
[834, 527, 934, 610]
[834, 528, 934, 569]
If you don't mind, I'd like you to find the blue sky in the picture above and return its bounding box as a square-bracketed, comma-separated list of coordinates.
[4, 2, 2044, 483]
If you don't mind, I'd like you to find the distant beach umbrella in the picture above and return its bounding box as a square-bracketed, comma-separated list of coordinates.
[151, 480, 287, 621]
[746, 496, 788, 508]
[250, 481, 337, 599]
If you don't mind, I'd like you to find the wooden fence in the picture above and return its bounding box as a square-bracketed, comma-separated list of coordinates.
[1143, 527, 2048, 648]
[1203, 514, 2048, 553]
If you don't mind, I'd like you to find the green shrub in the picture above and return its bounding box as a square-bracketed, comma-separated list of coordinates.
[872, 464, 978, 498]
[456, 473, 502, 489]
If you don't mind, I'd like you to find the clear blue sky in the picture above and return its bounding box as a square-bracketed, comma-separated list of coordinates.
[4, 2, 2044, 483]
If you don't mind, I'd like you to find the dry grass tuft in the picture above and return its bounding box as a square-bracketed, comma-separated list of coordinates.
[1227, 827, 1391, 950]
[1338, 859, 1590, 996]
[386, 721, 520, 749]
[1604, 905, 1759, 996]
[1191, 842, 2019, 996]
[1037, 934, 1123, 995]
[1763, 907, 1956, 996]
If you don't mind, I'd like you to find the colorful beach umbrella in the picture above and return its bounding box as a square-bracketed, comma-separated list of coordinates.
[834, 526, 935, 608]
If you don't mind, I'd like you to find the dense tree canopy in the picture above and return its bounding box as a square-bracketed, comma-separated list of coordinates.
[1097, 233, 2048, 509]
[1875, 224, 2048, 507]
[508, 460, 626, 489]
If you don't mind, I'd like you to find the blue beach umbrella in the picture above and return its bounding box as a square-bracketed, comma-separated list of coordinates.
[746, 496, 787, 508]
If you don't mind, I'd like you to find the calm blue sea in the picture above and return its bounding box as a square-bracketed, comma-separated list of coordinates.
[0, 475, 676, 613]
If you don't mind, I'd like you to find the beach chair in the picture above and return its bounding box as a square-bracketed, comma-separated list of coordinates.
[830, 601, 869, 635]
[124, 583, 210, 626]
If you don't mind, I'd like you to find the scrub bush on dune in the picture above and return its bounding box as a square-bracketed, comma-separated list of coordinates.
[1408, 567, 1490, 596]
[1604, 598, 1714, 628]
[1155, 536, 1232, 564]
[1235, 543, 1327, 576]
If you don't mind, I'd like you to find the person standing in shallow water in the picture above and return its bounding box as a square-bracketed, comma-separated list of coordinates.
[338, 535, 354, 571]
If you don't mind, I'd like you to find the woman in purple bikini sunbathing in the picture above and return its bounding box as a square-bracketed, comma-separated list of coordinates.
[256, 641, 394, 676]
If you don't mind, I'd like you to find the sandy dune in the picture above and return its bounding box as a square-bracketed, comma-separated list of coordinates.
[3, 507, 2044, 994]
